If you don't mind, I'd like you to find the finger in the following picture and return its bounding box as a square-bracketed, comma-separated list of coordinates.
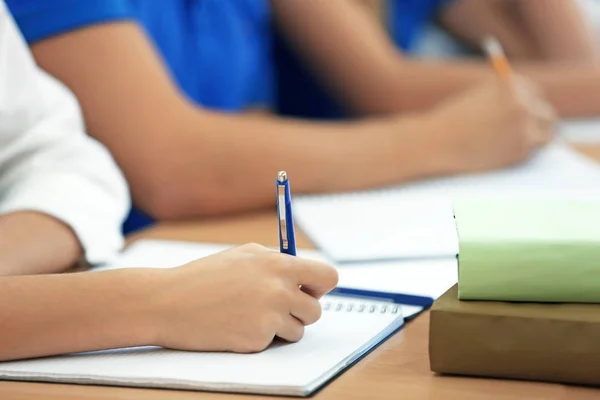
[533, 102, 556, 143]
[276, 315, 305, 343]
[509, 74, 543, 99]
[290, 291, 322, 326]
[527, 119, 554, 148]
[528, 98, 557, 124]
[289, 258, 339, 299]
[508, 75, 533, 101]
[236, 243, 275, 255]
[511, 74, 555, 122]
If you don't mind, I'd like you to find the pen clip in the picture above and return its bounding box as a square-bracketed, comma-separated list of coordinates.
[278, 183, 288, 250]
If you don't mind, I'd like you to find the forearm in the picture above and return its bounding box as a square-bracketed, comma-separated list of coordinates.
[0, 212, 82, 276]
[437, 0, 597, 62]
[516, 0, 597, 61]
[437, 0, 539, 59]
[26, 22, 440, 219]
[148, 108, 444, 218]
[0, 268, 160, 361]
[389, 57, 600, 117]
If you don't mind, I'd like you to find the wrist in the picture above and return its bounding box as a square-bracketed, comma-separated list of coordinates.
[119, 268, 171, 348]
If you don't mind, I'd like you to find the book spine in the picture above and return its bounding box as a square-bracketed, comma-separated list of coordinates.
[429, 308, 600, 385]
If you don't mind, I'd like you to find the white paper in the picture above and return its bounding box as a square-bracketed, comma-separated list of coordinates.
[559, 120, 600, 144]
[5, 239, 410, 396]
[336, 258, 458, 302]
[0, 296, 403, 396]
[294, 142, 600, 262]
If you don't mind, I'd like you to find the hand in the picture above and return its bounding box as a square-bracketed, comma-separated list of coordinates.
[428, 75, 556, 174]
[151, 243, 338, 353]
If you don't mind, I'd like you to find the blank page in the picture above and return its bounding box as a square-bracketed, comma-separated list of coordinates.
[337, 258, 458, 302]
[0, 296, 403, 397]
[294, 142, 600, 262]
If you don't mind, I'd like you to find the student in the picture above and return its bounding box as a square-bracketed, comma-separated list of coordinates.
[277, 0, 599, 119]
[0, 3, 129, 275]
[0, 2, 338, 362]
[5, 0, 561, 234]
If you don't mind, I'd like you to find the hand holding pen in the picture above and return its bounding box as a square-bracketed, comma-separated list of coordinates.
[275, 171, 427, 308]
[482, 35, 556, 128]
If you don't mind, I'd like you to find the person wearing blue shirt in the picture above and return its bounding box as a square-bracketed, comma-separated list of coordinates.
[276, 0, 600, 120]
[6, 0, 598, 234]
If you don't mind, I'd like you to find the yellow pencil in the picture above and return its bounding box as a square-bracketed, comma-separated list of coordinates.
[482, 36, 512, 81]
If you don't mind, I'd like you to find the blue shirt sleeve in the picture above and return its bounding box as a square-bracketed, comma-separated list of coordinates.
[5, 0, 136, 43]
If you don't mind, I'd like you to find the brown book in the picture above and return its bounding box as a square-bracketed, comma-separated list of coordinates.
[429, 285, 600, 386]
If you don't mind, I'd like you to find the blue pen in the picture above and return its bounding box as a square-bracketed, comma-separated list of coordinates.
[277, 171, 296, 256]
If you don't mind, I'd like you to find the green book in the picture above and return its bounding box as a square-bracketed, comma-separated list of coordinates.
[454, 200, 600, 303]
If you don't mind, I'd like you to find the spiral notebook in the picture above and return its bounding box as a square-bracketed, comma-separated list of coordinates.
[294, 142, 600, 262]
[0, 296, 403, 397]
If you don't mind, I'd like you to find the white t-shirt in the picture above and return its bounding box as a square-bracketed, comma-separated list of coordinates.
[0, 2, 130, 265]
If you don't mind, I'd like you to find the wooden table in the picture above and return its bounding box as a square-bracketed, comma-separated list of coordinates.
[2, 145, 600, 400]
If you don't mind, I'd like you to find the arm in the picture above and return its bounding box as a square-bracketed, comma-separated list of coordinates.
[0, 212, 81, 276]
[0, 5, 130, 275]
[511, 0, 597, 61]
[0, 244, 338, 361]
[26, 22, 446, 219]
[438, 0, 598, 61]
[0, 269, 158, 361]
[271, 0, 600, 117]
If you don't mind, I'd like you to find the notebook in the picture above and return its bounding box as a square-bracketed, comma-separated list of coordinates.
[93, 239, 456, 318]
[293, 141, 600, 262]
[0, 295, 403, 396]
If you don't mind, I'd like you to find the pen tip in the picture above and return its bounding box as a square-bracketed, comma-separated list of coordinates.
[277, 171, 287, 183]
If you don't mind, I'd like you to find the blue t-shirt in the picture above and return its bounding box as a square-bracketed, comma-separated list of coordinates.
[6, 0, 274, 234]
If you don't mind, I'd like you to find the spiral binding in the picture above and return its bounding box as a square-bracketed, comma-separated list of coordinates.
[321, 299, 400, 315]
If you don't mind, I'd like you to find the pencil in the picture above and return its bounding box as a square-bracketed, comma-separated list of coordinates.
[482, 36, 512, 81]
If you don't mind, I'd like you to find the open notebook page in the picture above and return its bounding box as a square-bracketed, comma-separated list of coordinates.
[337, 257, 458, 309]
[294, 142, 600, 262]
[94, 239, 455, 317]
[0, 296, 403, 397]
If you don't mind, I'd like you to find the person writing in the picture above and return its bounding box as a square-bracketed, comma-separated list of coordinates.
[4, 0, 557, 233]
[0, 2, 338, 362]
[278, 0, 599, 119]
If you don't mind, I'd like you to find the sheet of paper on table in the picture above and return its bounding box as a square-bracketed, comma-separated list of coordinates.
[293, 141, 600, 262]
